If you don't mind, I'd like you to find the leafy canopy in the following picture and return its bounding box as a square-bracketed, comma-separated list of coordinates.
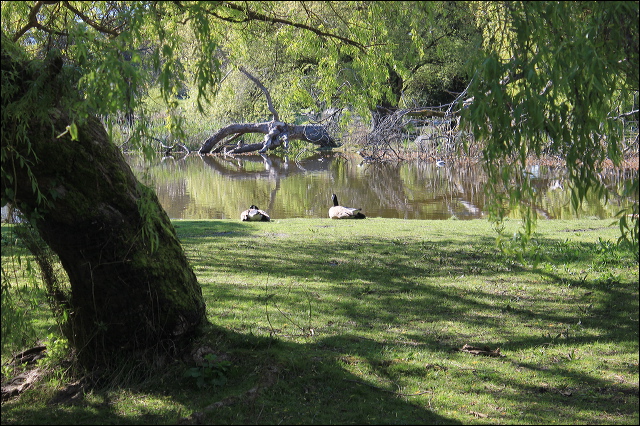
[2, 2, 479, 127]
[1, 1, 637, 254]
[464, 1, 639, 255]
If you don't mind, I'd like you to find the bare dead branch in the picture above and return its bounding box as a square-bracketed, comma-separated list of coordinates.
[239, 66, 279, 121]
[198, 122, 336, 155]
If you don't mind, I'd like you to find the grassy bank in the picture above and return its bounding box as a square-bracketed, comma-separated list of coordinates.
[1, 218, 638, 424]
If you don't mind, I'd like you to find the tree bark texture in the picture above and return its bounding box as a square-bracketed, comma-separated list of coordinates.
[2, 46, 206, 367]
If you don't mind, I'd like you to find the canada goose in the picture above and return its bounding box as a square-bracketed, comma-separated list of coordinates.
[329, 194, 366, 219]
[241, 205, 270, 222]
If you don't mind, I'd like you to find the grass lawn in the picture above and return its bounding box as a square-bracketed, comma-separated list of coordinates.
[1, 218, 638, 424]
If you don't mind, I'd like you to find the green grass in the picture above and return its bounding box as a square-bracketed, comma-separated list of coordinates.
[2, 218, 638, 425]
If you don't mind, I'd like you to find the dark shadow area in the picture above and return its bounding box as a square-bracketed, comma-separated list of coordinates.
[1, 324, 462, 425]
[171, 219, 254, 239]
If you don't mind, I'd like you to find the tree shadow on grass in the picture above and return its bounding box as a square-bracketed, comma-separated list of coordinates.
[1, 324, 462, 425]
[2, 222, 636, 424]
[183, 228, 638, 424]
[196, 229, 637, 348]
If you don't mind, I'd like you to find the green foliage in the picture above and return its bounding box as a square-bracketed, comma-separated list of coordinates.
[1, 267, 38, 355]
[36, 333, 70, 369]
[464, 1, 639, 255]
[183, 353, 232, 390]
[1, 35, 55, 215]
[615, 176, 639, 256]
[2, 1, 480, 165]
[157, 2, 479, 124]
[1, 221, 73, 361]
[1, 226, 46, 356]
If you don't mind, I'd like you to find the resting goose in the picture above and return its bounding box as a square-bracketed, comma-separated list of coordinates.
[329, 194, 366, 219]
[241, 205, 271, 222]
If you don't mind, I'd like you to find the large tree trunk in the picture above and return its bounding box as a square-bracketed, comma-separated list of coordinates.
[2, 43, 206, 368]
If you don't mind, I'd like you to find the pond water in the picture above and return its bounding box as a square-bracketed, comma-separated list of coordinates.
[126, 152, 637, 221]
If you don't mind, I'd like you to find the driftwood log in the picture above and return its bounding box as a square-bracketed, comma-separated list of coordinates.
[198, 66, 337, 155]
[198, 121, 336, 154]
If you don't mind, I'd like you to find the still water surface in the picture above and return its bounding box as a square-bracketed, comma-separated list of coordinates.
[127, 152, 637, 221]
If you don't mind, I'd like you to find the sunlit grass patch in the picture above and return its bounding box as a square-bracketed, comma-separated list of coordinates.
[1, 218, 637, 425]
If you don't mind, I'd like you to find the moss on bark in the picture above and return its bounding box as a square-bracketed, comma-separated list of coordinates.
[2, 40, 206, 368]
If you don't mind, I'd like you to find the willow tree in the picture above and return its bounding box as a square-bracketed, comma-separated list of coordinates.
[463, 1, 639, 255]
[0, 1, 372, 368]
[197, 2, 479, 129]
[360, 1, 480, 126]
[1, 34, 207, 368]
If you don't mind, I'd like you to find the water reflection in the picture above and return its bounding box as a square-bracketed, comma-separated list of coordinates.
[126, 152, 637, 221]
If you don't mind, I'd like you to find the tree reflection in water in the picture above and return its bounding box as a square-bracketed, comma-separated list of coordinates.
[125, 153, 638, 221]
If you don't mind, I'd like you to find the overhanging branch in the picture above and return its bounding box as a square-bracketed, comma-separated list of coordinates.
[184, 1, 367, 53]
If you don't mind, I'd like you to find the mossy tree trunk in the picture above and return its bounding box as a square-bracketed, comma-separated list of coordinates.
[2, 45, 206, 368]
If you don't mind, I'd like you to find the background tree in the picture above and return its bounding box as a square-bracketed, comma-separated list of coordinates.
[361, 1, 481, 126]
[195, 2, 480, 129]
[463, 1, 639, 255]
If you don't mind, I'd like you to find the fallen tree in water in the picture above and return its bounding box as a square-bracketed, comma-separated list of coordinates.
[198, 120, 337, 154]
[198, 66, 337, 155]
